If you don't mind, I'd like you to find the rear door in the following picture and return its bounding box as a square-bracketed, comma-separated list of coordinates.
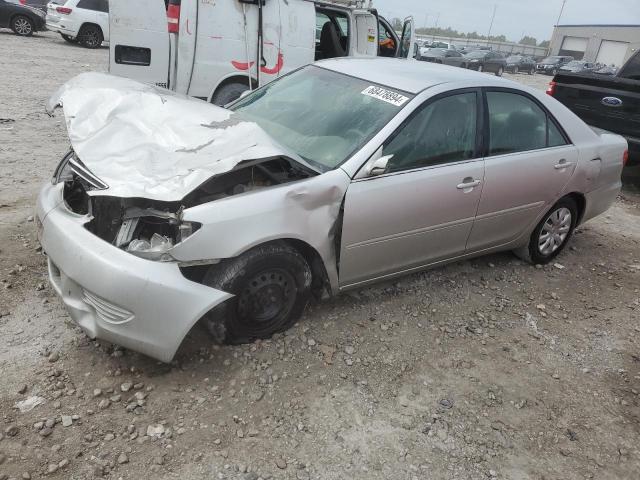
[467, 89, 578, 251]
[108, 0, 170, 88]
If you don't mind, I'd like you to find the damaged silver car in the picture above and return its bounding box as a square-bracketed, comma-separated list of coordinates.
[37, 59, 627, 362]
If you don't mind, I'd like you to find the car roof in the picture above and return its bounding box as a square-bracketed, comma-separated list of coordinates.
[316, 57, 503, 94]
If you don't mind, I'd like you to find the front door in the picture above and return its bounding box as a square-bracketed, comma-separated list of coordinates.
[339, 90, 485, 287]
[467, 89, 578, 251]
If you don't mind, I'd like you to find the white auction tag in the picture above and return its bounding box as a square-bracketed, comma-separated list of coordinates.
[361, 86, 409, 107]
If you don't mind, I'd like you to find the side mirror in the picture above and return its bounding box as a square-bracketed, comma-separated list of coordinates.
[366, 151, 393, 177]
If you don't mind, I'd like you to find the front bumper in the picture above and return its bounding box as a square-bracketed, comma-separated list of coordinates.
[36, 182, 232, 362]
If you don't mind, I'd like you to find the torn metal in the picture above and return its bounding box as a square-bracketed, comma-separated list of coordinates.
[38, 73, 350, 362]
[46, 72, 316, 201]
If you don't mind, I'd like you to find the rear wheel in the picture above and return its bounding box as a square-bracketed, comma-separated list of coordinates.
[495, 66, 504, 76]
[515, 197, 578, 265]
[61, 33, 77, 43]
[202, 243, 312, 344]
[212, 81, 250, 106]
[11, 15, 34, 36]
[528, 67, 535, 75]
[513, 66, 519, 74]
[78, 24, 103, 48]
[477, 64, 483, 72]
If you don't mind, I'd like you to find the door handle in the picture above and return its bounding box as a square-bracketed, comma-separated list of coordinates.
[554, 159, 574, 170]
[457, 179, 481, 189]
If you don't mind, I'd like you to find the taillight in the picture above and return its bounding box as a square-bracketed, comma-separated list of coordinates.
[56, 6, 73, 14]
[623, 149, 629, 166]
[167, 1, 180, 34]
[19, 0, 26, 4]
[546, 81, 556, 96]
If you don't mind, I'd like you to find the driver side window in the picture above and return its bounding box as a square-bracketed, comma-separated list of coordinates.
[383, 92, 478, 173]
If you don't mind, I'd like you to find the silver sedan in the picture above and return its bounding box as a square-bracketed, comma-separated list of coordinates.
[37, 58, 628, 361]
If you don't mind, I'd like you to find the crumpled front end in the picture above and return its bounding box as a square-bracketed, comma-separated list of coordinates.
[37, 181, 233, 363]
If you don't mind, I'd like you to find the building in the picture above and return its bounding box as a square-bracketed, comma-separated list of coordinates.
[549, 24, 640, 67]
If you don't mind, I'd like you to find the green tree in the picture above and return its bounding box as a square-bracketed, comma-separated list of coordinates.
[519, 36, 538, 46]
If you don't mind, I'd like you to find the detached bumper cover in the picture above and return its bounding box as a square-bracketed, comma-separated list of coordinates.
[36, 183, 232, 362]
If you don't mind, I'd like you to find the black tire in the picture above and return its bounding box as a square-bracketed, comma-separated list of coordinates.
[77, 24, 103, 49]
[202, 242, 312, 344]
[211, 82, 250, 106]
[61, 33, 77, 43]
[495, 66, 504, 77]
[477, 64, 484, 72]
[528, 67, 535, 75]
[11, 15, 34, 36]
[515, 197, 578, 265]
[513, 66, 519, 74]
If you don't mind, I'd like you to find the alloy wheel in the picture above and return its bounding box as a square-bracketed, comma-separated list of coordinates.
[538, 207, 572, 256]
[514, 66, 519, 74]
[13, 17, 32, 36]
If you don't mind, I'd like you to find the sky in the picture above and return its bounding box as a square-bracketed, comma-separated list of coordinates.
[374, 0, 640, 42]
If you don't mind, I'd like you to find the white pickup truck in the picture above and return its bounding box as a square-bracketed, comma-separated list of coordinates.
[108, 0, 415, 104]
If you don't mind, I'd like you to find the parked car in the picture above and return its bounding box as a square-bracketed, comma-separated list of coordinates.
[548, 50, 639, 177]
[418, 48, 468, 68]
[14, 0, 49, 12]
[464, 50, 506, 76]
[45, 0, 108, 48]
[0, 0, 46, 36]
[108, 0, 413, 105]
[536, 55, 573, 75]
[505, 55, 536, 74]
[559, 60, 597, 74]
[38, 58, 627, 362]
[593, 65, 619, 76]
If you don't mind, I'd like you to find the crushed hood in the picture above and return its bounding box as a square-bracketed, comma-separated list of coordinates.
[47, 72, 310, 201]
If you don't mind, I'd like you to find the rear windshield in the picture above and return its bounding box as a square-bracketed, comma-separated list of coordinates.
[231, 66, 414, 171]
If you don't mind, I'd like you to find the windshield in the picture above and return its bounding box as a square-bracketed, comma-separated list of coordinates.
[465, 51, 487, 59]
[506, 55, 522, 62]
[541, 56, 562, 64]
[230, 66, 413, 171]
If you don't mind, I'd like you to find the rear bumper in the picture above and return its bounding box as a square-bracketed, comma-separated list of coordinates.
[36, 182, 232, 362]
[582, 180, 622, 225]
[45, 22, 76, 36]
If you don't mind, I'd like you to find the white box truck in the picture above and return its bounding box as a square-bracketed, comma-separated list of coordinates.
[108, 0, 415, 104]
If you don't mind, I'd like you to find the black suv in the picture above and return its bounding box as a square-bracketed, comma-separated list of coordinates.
[536, 56, 574, 75]
[0, 0, 46, 35]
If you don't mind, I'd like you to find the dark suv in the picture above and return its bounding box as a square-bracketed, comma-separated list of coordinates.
[536, 56, 574, 75]
[0, 0, 46, 35]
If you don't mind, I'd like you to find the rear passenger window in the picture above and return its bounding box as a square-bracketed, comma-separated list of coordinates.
[384, 92, 478, 173]
[77, 0, 107, 12]
[487, 91, 567, 155]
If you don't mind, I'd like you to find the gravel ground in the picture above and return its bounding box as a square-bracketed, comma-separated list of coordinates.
[1, 31, 640, 480]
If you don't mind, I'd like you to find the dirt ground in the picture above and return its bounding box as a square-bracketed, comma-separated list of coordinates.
[1, 31, 639, 480]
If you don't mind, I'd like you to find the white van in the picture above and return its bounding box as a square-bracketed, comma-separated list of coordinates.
[108, 0, 415, 104]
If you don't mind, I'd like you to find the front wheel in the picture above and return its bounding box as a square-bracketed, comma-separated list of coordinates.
[528, 67, 535, 75]
[513, 66, 519, 74]
[495, 66, 504, 77]
[11, 15, 34, 36]
[515, 197, 578, 265]
[202, 243, 312, 344]
[477, 64, 483, 72]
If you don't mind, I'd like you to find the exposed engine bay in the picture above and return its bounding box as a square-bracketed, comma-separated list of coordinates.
[60, 153, 316, 260]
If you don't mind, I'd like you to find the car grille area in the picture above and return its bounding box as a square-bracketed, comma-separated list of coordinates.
[82, 289, 134, 325]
